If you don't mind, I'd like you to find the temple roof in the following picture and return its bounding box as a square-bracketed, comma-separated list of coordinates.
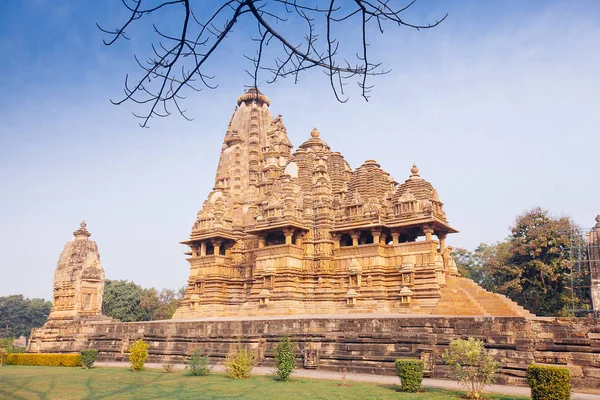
[343, 160, 393, 207]
[186, 90, 457, 242]
[394, 164, 440, 203]
[236, 87, 270, 107]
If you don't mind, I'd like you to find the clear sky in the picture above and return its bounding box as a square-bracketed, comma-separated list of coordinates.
[1, 0, 599, 300]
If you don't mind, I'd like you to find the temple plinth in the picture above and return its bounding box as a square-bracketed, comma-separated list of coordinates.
[173, 89, 533, 319]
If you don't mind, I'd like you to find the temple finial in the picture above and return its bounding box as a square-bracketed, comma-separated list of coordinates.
[409, 163, 420, 179]
[73, 220, 91, 238]
[311, 127, 320, 138]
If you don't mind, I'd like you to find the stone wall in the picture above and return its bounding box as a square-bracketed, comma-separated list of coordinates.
[28, 316, 600, 389]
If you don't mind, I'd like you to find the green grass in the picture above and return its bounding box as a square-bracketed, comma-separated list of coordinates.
[0, 366, 526, 400]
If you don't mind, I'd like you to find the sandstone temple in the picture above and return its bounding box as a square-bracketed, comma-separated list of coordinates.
[48, 221, 105, 320]
[172, 88, 531, 319]
[29, 90, 600, 389]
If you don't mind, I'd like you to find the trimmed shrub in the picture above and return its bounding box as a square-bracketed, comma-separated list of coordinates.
[225, 343, 256, 379]
[395, 359, 424, 393]
[443, 337, 499, 399]
[128, 339, 149, 372]
[4, 353, 81, 367]
[527, 364, 572, 400]
[80, 349, 99, 369]
[274, 335, 297, 381]
[186, 349, 211, 376]
[0, 338, 24, 366]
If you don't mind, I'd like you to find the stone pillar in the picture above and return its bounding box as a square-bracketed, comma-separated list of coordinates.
[371, 229, 381, 245]
[379, 234, 387, 246]
[391, 232, 400, 246]
[191, 245, 198, 257]
[283, 228, 294, 245]
[423, 226, 434, 241]
[438, 233, 447, 252]
[212, 239, 222, 256]
[351, 232, 360, 247]
[295, 233, 304, 247]
[258, 237, 266, 248]
[200, 241, 207, 256]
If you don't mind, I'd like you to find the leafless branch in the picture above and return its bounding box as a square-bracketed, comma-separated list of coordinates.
[99, 0, 447, 127]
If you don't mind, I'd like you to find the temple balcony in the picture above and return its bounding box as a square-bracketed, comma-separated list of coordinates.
[188, 254, 248, 280]
[254, 244, 304, 275]
[189, 254, 232, 267]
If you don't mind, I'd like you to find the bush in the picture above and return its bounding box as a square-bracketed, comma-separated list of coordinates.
[225, 343, 256, 379]
[162, 364, 174, 373]
[186, 349, 211, 376]
[274, 335, 297, 381]
[80, 349, 99, 369]
[443, 337, 499, 399]
[128, 339, 149, 372]
[527, 364, 572, 400]
[4, 353, 81, 367]
[395, 359, 424, 392]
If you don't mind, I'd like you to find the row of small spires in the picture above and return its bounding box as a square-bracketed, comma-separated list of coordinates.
[308, 126, 421, 181]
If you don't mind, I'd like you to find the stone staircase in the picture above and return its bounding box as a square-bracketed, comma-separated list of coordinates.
[430, 276, 535, 318]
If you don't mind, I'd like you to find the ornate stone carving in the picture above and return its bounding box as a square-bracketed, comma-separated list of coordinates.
[48, 221, 105, 320]
[172, 89, 533, 319]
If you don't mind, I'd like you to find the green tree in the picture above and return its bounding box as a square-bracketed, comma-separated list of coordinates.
[458, 208, 590, 316]
[102, 280, 147, 322]
[452, 243, 508, 288]
[0, 295, 51, 339]
[102, 280, 185, 322]
[492, 208, 587, 316]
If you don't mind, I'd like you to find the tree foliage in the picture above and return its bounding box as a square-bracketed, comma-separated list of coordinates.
[0, 295, 51, 339]
[102, 280, 184, 322]
[453, 208, 591, 316]
[99, 0, 446, 127]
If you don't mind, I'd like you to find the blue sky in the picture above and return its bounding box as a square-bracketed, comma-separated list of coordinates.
[1, 0, 599, 300]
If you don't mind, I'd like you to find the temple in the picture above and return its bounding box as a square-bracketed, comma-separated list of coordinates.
[47, 221, 105, 320]
[173, 89, 532, 318]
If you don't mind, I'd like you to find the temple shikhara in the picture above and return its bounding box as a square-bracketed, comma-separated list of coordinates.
[173, 89, 531, 318]
[48, 221, 105, 320]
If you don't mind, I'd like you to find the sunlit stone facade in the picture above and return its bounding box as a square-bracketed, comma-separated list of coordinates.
[173, 89, 532, 319]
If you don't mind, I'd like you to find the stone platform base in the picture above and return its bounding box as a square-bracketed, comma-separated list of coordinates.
[27, 315, 600, 389]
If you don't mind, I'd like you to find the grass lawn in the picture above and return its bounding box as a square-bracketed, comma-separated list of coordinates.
[0, 366, 526, 400]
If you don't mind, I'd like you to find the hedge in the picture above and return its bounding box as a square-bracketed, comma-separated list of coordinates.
[395, 358, 424, 393]
[526, 364, 571, 400]
[4, 353, 82, 367]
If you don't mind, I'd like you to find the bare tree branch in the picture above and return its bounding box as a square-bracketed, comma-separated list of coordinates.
[98, 0, 447, 127]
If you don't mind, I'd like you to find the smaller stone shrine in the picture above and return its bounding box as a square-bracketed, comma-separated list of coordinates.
[29, 222, 112, 352]
[47, 221, 105, 320]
